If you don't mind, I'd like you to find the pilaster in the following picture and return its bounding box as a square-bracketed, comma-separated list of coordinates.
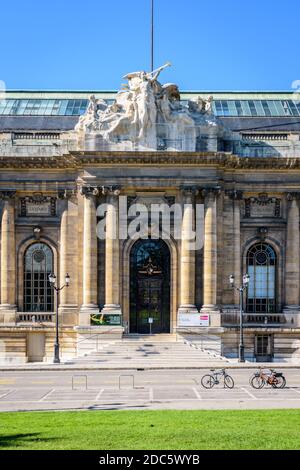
[0, 191, 17, 324]
[284, 192, 300, 312]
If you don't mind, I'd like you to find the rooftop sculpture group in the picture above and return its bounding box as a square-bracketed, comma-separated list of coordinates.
[75, 63, 220, 151]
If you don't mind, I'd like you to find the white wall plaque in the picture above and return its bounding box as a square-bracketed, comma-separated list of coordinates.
[26, 203, 51, 215]
[178, 313, 210, 327]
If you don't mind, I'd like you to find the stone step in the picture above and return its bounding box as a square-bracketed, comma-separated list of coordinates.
[69, 335, 226, 367]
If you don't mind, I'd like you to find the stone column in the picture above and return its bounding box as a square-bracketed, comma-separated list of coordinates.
[0, 191, 17, 323]
[178, 188, 198, 315]
[79, 187, 98, 325]
[228, 190, 243, 306]
[201, 188, 220, 315]
[101, 187, 122, 317]
[284, 193, 300, 309]
[58, 191, 78, 325]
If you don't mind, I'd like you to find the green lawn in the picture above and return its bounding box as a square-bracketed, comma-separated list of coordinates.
[0, 410, 300, 450]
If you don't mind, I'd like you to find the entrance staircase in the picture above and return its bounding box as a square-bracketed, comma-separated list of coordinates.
[67, 334, 228, 369]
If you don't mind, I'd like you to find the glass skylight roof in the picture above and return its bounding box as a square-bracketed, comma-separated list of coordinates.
[0, 98, 300, 117]
[212, 99, 300, 117]
[0, 99, 89, 116]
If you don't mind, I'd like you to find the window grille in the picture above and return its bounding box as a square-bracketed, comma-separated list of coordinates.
[24, 243, 54, 312]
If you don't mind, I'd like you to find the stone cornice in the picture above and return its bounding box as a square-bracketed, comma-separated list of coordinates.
[0, 155, 78, 170]
[1, 151, 300, 170]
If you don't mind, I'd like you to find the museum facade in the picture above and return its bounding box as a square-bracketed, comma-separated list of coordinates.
[1, 72, 300, 363]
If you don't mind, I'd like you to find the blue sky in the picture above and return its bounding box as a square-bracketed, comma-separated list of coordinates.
[0, 0, 299, 91]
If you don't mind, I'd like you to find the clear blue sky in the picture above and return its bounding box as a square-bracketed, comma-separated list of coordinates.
[1, 0, 299, 91]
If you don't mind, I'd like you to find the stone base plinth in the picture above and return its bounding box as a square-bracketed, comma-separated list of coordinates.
[0, 305, 17, 325]
[58, 305, 78, 327]
[200, 307, 221, 327]
[101, 305, 122, 316]
[79, 304, 99, 326]
[177, 305, 199, 315]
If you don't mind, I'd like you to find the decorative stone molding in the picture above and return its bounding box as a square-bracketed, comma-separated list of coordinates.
[0, 191, 16, 200]
[286, 192, 300, 201]
[80, 186, 99, 198]
[101, 186, 122, 197]
[19, 193, 56, 217]
[257, 227, 268, 240]
[3, 152, 300, 170]
[33, 226, 42, 240]
[244, 193, 281, 218]
[80, 185, 122, 202]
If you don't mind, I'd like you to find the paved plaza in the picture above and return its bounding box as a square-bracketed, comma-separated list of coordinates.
[0, 368, 300, 412]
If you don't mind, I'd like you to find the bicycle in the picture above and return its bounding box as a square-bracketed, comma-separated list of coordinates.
[250, 368, 286, 389]
[201, 369, 235, 389]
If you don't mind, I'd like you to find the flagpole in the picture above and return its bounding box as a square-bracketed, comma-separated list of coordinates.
[151, 0, 154, 71]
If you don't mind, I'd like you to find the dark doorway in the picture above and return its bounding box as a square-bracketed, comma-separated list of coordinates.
[130, 239, 170, 334]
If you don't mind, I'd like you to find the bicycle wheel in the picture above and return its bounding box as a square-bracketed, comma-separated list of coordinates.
[250, 375, 265, 389]
[272, 376, 286, 389]
[224, 375, 234, 389]
[201, 375, 215, 389]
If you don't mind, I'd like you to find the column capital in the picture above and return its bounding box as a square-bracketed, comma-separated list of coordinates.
[286, 192, 300, 201]
[225, 189, 243, 200]
[181, 187, 199, 203]
[180, 186, 199, 196]
[57, 188, 77, 201]
[80, 185, 99, 198]
[201, 187, 221, 198]
[102, 185, 122, 197]
[0, 191, 16, 201]
[80, 185, 122, 198]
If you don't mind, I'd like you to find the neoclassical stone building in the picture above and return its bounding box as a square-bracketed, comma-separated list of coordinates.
[1, 75, 300, 363]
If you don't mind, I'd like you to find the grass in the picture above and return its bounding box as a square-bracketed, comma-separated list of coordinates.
[0, 409, 300, 450]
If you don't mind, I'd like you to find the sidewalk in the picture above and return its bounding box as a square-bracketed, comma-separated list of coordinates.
[0, 361, 299, 371]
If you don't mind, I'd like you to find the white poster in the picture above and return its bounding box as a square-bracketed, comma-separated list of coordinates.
[178, 313, 210, 327]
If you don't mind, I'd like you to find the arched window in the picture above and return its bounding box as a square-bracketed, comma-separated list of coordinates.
[24, 243, 54, 312]
[246, 242, 277, 313]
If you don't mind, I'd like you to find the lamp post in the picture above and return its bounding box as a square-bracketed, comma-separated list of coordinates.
[48, 272, 70, 364]
[229, 273, 250, 363]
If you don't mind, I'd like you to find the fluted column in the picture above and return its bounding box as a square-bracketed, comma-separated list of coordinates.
[58, 191, 78, 325]
[284, 193, 300, 309]
[102, 187, 122, 316]
[178, 188, 198, 314]
[201, 188, 220, 313]
[79, 187, 98, 324]
[0, 191, 17, 323]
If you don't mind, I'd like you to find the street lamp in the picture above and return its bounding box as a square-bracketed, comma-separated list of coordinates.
[48, 273, 70, 364]
[229, 273, 250, 363]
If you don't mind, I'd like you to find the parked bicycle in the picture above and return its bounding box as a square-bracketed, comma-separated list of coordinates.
[250, 368, 286, 389]
[201, 369, 235, 389]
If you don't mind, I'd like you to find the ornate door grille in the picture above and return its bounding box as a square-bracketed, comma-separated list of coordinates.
[130, 239, 170, 334]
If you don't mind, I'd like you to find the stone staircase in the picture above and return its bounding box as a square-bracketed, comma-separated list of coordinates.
[67, 334, 228, 369]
